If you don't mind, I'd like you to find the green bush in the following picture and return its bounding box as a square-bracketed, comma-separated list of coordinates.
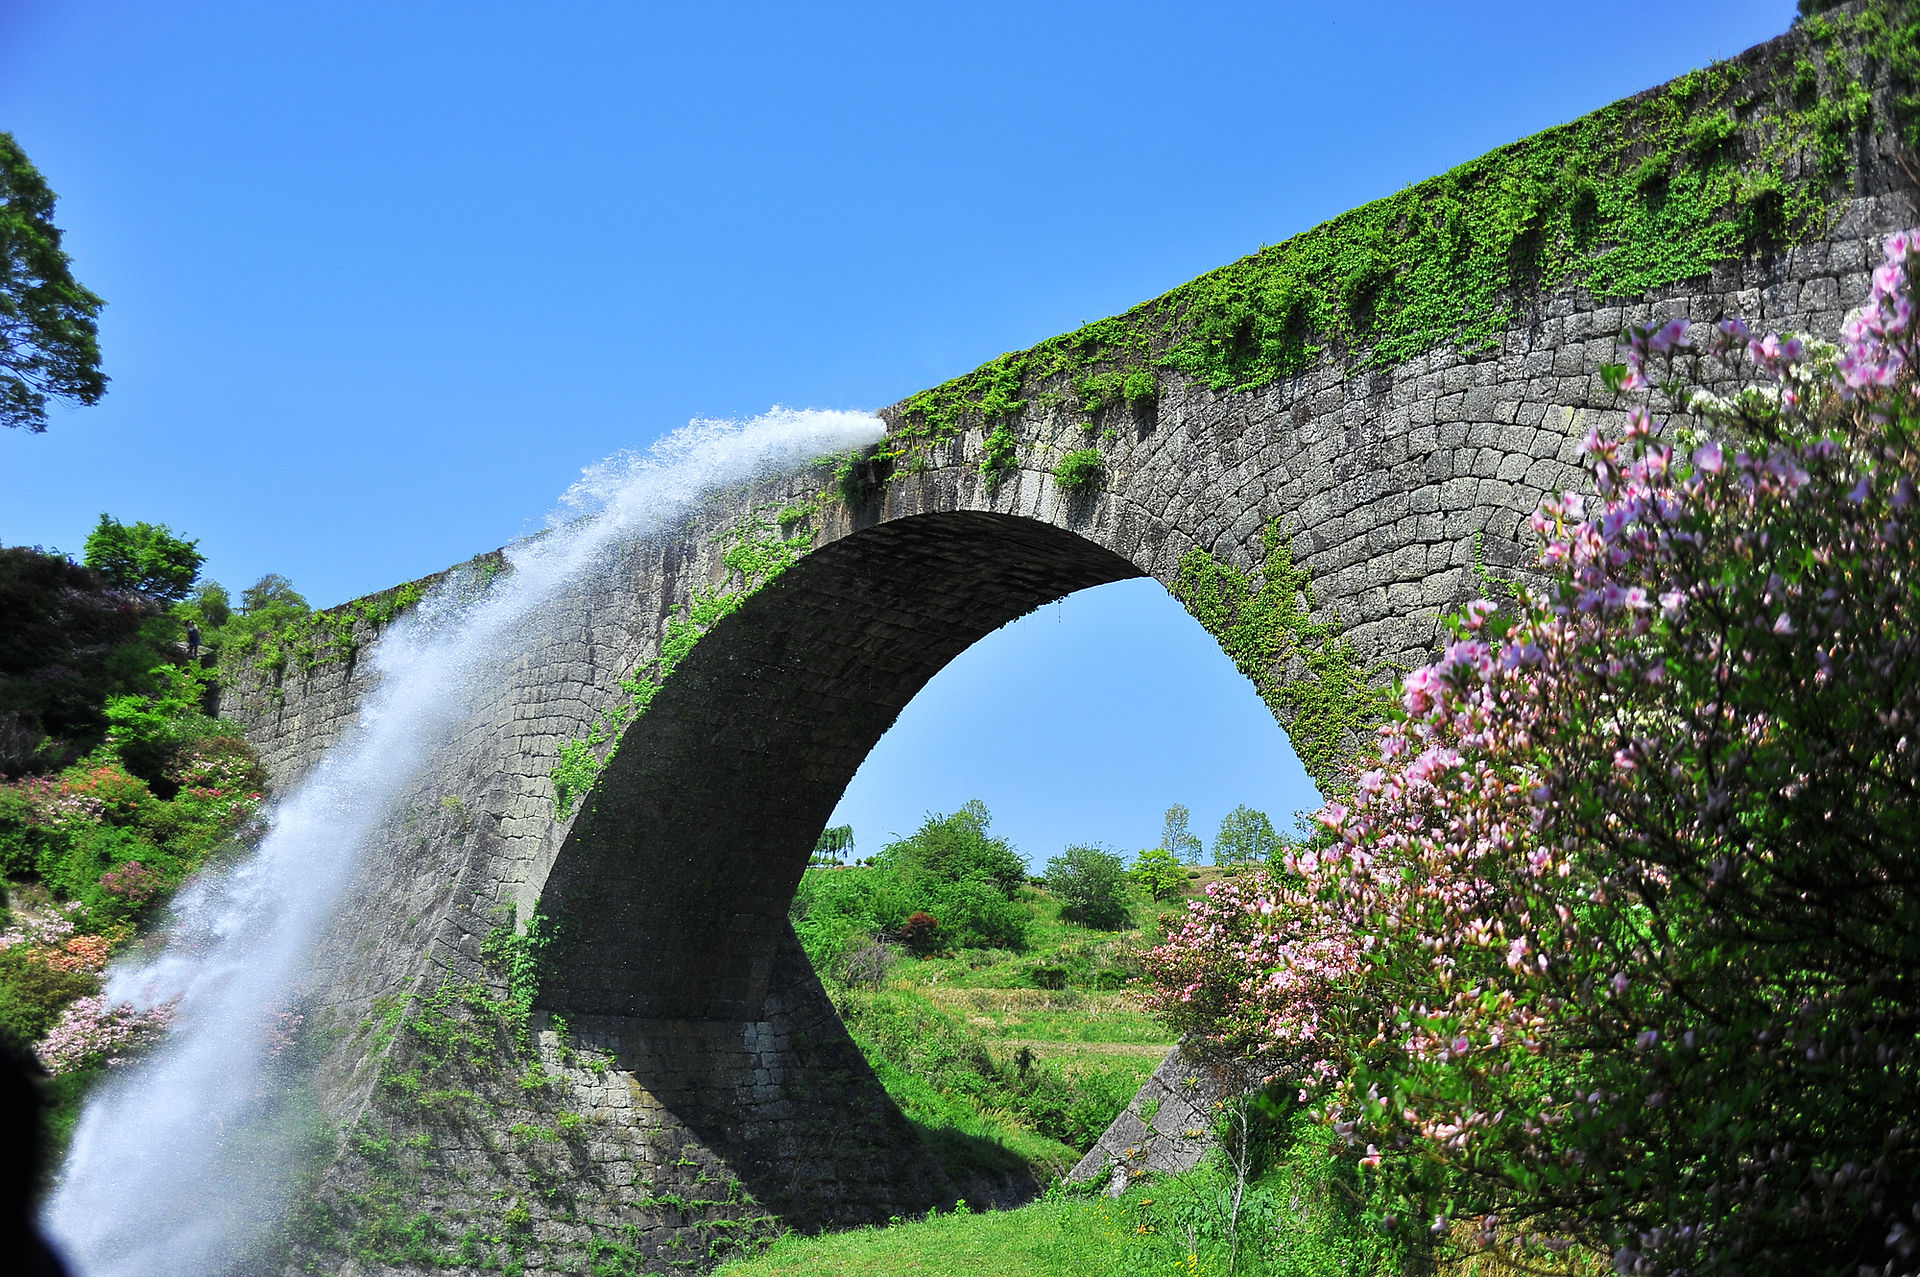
[1027, 964, 1068, 990]
[876, 800, 1027, 900]
[0, 949, 98, 1049]
[104, 661, 219, 784]
[1130, 846, 1187, 901]
[1051, 448, 1104, 492]
[1121, 368, 1156, 403]
[922, 875, 1028, 951]
[1043, 845, 1132, 930]
[0, 789, 46, 877]
[40, 824, 157, 907]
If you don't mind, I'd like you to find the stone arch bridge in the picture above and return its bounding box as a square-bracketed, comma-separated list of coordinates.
[214, 25, 1911, 1273]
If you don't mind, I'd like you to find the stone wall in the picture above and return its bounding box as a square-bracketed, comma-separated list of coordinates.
[197, 18, 1918, 1272]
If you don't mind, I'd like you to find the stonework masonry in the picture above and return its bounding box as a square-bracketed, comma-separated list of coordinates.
[207, 44, 1915, 1277]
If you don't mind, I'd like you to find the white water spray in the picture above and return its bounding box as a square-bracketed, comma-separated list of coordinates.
[44, 407, 885, 1277]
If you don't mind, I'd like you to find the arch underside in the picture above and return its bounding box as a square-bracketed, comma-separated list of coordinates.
[538, 510, 1144, 1023]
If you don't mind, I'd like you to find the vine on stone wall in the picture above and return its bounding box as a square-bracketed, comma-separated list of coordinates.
[1173, 521, 1383, 792]
[549, 511, 820, 817]
[881, 3, 1908, 476]
[221, 552, 509, 686]
[279, 903, 778, 1274]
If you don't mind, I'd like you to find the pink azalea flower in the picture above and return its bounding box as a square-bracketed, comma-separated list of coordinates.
[1647, 318, 1689, 353]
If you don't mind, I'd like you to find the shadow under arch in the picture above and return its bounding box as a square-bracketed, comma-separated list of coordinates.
[533, 510, 1144, 1223]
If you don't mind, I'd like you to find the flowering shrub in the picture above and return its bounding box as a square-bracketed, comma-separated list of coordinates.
[99, 860, 161, 903]
[165, 735, 266, 831]
[9, 774, 104, 828]
[36, 993, 176, 1074]
[43, 761, 155, 826]
[1144, 235, 1920, 1276]
[37, 933, 114, 972]
[0, 899, 85, 951]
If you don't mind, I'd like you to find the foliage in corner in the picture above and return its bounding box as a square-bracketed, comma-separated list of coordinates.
[0, 130, 107, 432]
[1173, 521, 1381, 791]
[1144, 233, 1920, 1273]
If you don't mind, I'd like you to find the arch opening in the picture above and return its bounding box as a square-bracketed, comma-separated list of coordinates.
[822, 573, 1323, 872]
[537, 511, 1145, 1023]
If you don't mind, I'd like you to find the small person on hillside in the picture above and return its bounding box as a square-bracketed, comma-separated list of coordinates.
[185, 622, 201, 659]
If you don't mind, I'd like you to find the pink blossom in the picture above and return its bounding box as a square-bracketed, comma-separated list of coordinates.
[36, 995, 177, 1075]
[1647, 318, 1689, 354]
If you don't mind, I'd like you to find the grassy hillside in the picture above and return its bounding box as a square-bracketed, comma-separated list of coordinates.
[765, 806, 1621, 1277]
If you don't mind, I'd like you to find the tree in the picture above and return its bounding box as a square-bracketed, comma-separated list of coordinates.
[1144, 234, 1920, 1276]
[1130, 846, 1188, 901]
[183, 581, 232, 629]
[811, 824, 854, 866]
[1159, 803, 1203, 863]
[877, 799, 1026, 898]
[1044, 844, 1132, 930]
[240, 573, 308, 615]
[1, 131, 106, 432]
[1212, 805, 1281, 866]
[82, 515, 204, 601]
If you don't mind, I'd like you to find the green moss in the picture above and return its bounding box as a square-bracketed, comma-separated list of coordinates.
[1173, 521, 1384, 791]
[880, 9, 1897, 473]
[1050, 448, 1104, 492]
[980, 421, 1019, 481]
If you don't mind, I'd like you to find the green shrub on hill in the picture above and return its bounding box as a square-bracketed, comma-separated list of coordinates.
[878, 799, 1027, 897]
[792, 801, 1032, 960]
[1129, 846, 1187, 901]
[1042, 845, 1131, 930]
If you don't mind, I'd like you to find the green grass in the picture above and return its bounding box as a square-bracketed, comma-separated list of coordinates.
[719, 1110, 1417, 1277]
[716, 1194, 1111, 1277]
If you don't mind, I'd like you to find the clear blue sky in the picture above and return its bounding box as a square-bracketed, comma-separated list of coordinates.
[1, 0, 1797, 862]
